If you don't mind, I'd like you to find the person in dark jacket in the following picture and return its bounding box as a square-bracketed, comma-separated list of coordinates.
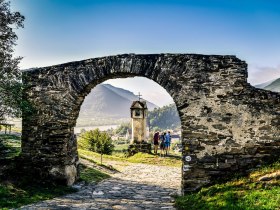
[153, 131, 160, 154]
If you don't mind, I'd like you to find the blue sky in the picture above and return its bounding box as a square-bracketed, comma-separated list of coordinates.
[11, 0, 280, 106]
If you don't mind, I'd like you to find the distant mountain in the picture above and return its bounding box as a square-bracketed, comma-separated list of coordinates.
[262, 78, 280, 92]
[255, 78, 280, 92]
[255, 79, 277, 89]
[78, 84, 158, 119]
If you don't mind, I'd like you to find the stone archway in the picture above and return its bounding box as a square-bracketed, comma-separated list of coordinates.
[22, 54, 280, 194]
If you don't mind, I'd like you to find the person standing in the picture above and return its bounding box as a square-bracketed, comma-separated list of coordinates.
[160, 132, 166, 157]
[153, 131, 160, 154]
[165, 131, 172, 155]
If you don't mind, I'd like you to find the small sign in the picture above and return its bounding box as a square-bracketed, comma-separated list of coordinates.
[185, 156, 192, 162]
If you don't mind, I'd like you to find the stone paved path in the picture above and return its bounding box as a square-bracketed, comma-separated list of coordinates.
[20, 159, 181, 210]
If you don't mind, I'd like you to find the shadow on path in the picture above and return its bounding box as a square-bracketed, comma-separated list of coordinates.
[20, 178, 177, 210]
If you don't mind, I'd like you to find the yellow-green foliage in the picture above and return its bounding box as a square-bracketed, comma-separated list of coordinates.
[78, 129, 114, 155]
[79, 164, 110, 183]
[126, 152, 181, 167]
[77, 134, 91, 150]
[78, 149, 182, 167]
[11, 127, 22, 133]
[175, 162, 280, 210]
[79, 149, 124, 162]
[113, 144, 129, 153]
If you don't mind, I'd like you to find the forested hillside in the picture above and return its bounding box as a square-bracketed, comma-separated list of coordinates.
[148, 104, 181, 130]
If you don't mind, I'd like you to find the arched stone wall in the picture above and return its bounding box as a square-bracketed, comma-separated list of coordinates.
[21, 54, 280, 194]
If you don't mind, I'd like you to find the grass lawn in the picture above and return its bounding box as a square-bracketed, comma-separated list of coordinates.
[0, 163, 110, 209]
[0, 134, 21, 159]
[0, 134, 112, 209]
[78, 148, 182, 167]
[113, 144, 129, 153]
[79, 164, 111, 183]
[0, 183, 76, 209]
[175, 161, 280, 210]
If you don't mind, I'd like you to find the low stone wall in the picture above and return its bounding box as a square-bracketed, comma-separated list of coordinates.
[128, 143, 152, 156]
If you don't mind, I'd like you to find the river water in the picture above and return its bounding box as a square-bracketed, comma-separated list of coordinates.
[74, 125, 119, 134]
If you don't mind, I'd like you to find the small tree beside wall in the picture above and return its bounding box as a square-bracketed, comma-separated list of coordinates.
[78, 128, 114, 164]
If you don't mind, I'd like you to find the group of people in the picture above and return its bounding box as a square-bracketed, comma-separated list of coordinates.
[153, 131, 172, 156]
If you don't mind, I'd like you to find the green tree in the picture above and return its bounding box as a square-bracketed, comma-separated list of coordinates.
[148, 104, 181, 130]
[0, 0, 25, 121]
[95, 132, 114, 164]
[78, 128, 114, 164]
[78, 129, 99, 151]
[114, 122, 131, 135]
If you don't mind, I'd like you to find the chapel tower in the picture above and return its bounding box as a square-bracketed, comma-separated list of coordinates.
[130, 95, 148, 144]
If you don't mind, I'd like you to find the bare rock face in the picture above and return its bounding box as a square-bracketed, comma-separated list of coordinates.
[21, 54, 280, 194]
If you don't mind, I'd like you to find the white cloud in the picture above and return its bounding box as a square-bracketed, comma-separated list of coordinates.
[144, 92, 174, 107]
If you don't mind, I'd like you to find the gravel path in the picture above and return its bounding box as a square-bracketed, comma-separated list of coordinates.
[20, 159, 181, 210]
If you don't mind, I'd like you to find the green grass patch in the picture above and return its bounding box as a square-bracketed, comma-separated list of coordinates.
[0, 183, 76, 209]
[81, 155, 120, 172]
[175, 161, 280, 210]
[126, 152, 181, 167]
[79, 148, 124, 162]
[78, 149, 182, 167]
[113, 144, 129, 152]
[79, 164, 110, 183]
[0, 163, 110, 209]
[11, 127, 22, 133]
[0, 134, 21, 159]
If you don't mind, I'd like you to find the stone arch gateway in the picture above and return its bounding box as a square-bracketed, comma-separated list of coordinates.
[21, 54, 280, 194]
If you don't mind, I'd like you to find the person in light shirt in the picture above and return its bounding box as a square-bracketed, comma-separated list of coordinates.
[165, 131, 172, 155]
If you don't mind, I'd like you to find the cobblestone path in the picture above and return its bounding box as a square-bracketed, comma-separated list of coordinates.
[20, 159, 181, 210]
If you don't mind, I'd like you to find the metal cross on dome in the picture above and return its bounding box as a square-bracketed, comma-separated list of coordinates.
[137, 92, 142, 101]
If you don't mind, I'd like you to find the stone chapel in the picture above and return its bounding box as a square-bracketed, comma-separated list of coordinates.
[130, 100, 148, 143]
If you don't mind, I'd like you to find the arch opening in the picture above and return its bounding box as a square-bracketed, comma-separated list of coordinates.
[74, 76, 183, 194]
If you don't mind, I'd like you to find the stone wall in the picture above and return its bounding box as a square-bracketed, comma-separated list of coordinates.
[21, 54, 280, 193]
